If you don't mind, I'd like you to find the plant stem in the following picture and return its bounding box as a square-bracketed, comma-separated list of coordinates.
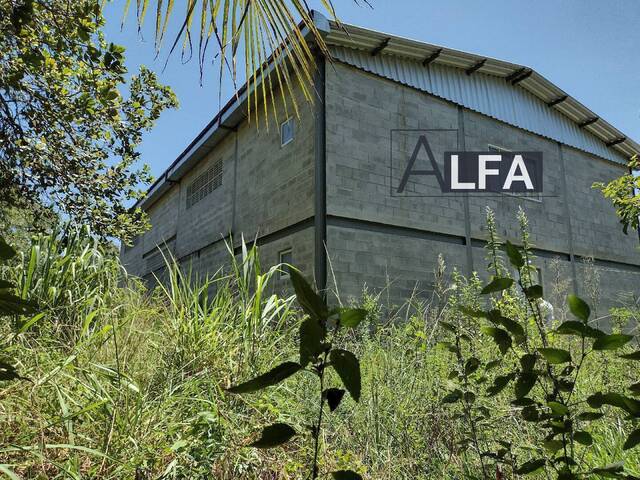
[311, 359, 326, 480]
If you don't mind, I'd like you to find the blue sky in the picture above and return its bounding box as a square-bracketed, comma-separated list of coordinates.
[103, 0, 640, 183]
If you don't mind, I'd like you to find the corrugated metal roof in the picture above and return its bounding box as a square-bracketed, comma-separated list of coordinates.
[326, 22, 639, 164]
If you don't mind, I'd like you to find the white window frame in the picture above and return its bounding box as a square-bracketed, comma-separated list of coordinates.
[280, 117, 295, 147]
[278, 248, 293, 279]
[488, 144, 542, 203]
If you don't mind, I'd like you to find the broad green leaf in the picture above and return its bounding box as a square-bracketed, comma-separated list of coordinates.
[515, 372, 537, 399]
[504, 240, 524, 268]
[620, 351, 640, 360]
[624, 429, 640, 450]
[567, 294, 590, 322]
[464, 357, 480, 376]
[459, 306, 486, 318]
[299, 318, 325, 367]
[0, 237, 16, 261]
[515, 458, 545, 474]
[548, 401, 569, 416]
[593, 334, 633, 351]
[481, 277, 513, 295]
[289, 268, 327, 323]
[441, 389, 462, 404]
[330, 349, 361, 402]
[250, 423, 296, 448]
[524, 285, 543, 299]
[227, 362, 302, 394]
[498, 317, 525, 343]
[481, 327, 512, 355]
[574, 431, 593, 446]
[520, 353, 537, 372]
[578, 411, 604, 421]
[324, 388, 346, 412]
[331, 471, 362, 480]
[337, 308, 367, 328]
[543, 439, 563, 453]
[521, 405, 539, 422]
[591, 462, 624, 475]
[555, 321, 603, 338]
[538, 348, 572, 365]
[488, 310, 525, 343]
[487, 374, 514, 396]
[588, 392, 640, 415]
[512, 397, 535, 407]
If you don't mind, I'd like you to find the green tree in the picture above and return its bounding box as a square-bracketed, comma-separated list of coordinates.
[594, 155, 640, 236]
[0, 0, 177, 243]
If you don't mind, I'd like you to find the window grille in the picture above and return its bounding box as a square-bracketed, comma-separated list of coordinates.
[186, 158, 223, 208]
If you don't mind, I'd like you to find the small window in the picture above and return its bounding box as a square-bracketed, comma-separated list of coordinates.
[281, 117, 295, 146]
[279, 248, 293, 279]
[488, 144, 541, 203]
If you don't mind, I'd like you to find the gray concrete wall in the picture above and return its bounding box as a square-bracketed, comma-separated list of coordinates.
[325, 62, 640, 311]
[121, 74, 318, 285]
[123, 59, 640, 316]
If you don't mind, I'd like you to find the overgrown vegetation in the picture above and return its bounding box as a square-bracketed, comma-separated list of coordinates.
[1, 213, 639, 479]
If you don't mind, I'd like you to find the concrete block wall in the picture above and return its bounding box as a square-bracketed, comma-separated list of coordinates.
[563, 146, 639, 264]
[327, 224, 468, 305]
[123, 57, 640, 316]
[462, 109, 570, 254]
[325, 62, 640, 310]
[326, 62, 467, 239]
[121, 74, 318, 285]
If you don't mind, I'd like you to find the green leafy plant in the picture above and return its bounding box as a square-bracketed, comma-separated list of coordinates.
[227, 267, 366, 479]
[594, 155, 640, 235]
[0, 235, 37, 383]
[444, 208, 640, 479]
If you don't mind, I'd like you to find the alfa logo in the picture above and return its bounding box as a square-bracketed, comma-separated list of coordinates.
[393, 131, 543, 195]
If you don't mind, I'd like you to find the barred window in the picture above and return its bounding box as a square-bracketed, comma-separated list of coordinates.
[186, 158, 223, 208]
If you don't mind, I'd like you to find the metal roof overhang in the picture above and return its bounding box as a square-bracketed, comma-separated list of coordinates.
[136, 12, 638, 211]
[325, 21, 640, 162]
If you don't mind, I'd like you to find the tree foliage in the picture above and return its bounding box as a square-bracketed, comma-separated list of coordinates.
[594, 155, 640, 236]
[0, 0, 177, 243]
[440, 208, 640, 479]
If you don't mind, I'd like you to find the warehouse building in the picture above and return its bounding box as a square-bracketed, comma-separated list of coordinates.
[121, 12, 640, 311]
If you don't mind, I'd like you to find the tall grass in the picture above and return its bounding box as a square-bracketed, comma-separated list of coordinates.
[0, 229, 638, 479]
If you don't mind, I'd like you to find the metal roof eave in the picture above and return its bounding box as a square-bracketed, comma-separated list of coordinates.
[135, 11, 638, 213]
[325, 21, 640, 161]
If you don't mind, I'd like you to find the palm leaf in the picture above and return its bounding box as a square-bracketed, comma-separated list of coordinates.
[123, 1, 350, 126]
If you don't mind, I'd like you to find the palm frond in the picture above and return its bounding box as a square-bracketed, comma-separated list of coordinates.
[125, 0, 346, 126]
